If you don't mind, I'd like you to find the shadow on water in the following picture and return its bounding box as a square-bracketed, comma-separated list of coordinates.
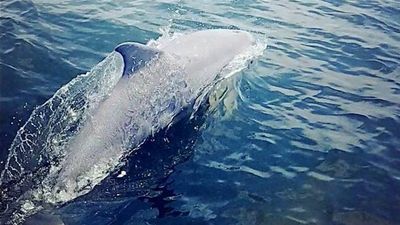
[22, 98, 211, 225]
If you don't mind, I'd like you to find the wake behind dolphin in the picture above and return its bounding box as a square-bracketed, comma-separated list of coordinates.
[0, 29, 264, 224]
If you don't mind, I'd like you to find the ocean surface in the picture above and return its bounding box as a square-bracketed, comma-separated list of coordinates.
[1, 0, 400, 224]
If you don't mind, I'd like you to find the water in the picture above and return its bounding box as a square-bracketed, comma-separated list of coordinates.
[0, 0, 399, 224]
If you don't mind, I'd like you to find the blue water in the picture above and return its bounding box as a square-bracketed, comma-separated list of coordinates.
[1, 0, 400, 224]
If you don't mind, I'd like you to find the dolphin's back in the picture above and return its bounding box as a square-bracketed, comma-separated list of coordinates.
[115, 43, 161, 77]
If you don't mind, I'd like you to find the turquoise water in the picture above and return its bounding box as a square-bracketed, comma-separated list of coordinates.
[1, 0, 400, 224]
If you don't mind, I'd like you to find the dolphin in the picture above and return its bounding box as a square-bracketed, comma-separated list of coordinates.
[52, 29, 256, 200]
[0, 29, 260, 224]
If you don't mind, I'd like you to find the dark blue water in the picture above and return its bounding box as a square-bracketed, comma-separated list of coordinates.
[1, 0, 400, 224]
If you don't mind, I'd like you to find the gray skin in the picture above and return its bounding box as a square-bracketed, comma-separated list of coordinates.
[44, 29, 256, 203]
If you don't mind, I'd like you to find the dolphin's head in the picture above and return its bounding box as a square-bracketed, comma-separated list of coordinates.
[159, 29, 255, 65]
[159, 29, 256, 90]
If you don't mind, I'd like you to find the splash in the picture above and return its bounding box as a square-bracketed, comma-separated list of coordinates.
[0, 52, 124, 224]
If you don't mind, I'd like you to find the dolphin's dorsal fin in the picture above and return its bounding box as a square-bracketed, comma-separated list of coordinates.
[115, 42, 161, 77]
